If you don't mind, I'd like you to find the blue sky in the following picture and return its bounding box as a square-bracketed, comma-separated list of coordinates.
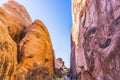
[1, 0, 72, 67]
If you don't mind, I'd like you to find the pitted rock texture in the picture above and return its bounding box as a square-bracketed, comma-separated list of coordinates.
[0, 21, 17, 80]
[17, 20, 55, 80]
[71, 0, 120, 80]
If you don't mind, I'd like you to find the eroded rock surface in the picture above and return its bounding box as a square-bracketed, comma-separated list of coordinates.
[0, 21, 17, 80]
[0, 1, 55, 80]
[55, 58, 65, 70]
[1, 0, 32, 43]
[17, 20, 55, 79]
[71, 0, 120, 80]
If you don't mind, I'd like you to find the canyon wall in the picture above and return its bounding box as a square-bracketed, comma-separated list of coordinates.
[71, 0, 120, 80]
[0, 1, 55, 80]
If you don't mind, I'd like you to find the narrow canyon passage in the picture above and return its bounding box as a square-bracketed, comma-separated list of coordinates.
[0, 0, 119, 80]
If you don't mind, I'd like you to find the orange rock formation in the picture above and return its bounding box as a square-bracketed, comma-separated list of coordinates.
[17, 20, 55, 79]
[0, 1, 55, 80]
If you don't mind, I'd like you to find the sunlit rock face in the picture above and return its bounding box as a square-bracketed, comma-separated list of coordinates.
[0, 21, 17, 80]
[1, 1, 32, 43]
[17, 20, 55, 79]
[0, 1, 55, 80]
[0, 1, 31, 79]
[71, 0, 120, 80]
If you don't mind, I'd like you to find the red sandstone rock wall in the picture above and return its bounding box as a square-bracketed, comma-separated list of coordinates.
[71, 0, 120, 80]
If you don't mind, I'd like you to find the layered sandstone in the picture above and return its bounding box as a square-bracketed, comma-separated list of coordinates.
[0, 1, 55, 80]
[0, 0, 32, 79]
[71, 0, 120, 80]
[1, 1, 32, 43]
[0, 21, 17, 80]
[17, 20, 55, 79]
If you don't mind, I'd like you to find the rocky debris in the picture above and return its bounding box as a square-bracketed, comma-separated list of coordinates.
[55, 58, 70, 80]
[55, 58, 65, 70]
[55, 58, 65, 77]
[17, 20, 55, 80]
[71, 0, 120, 80]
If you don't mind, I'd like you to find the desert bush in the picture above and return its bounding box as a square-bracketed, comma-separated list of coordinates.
[25, 67, 52, 80]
